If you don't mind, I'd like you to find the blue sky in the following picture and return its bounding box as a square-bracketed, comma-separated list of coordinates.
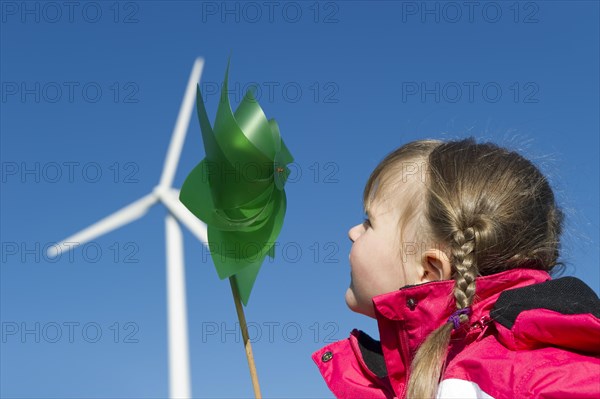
[1, 1, 598, 398]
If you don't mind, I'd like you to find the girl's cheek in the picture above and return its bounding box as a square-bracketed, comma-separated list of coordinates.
[348, 245, 358, 264]
[349, 245, 364, 269]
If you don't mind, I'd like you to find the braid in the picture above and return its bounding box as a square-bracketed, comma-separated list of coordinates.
[451, 227, 478, 316]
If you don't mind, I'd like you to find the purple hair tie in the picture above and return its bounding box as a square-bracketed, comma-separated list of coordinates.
[448, 308, 472, 330]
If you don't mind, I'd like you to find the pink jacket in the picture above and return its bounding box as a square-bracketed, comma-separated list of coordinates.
[312, 268, 600, 398]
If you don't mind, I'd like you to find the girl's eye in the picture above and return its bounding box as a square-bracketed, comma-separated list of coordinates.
[363, 218, 371, 229]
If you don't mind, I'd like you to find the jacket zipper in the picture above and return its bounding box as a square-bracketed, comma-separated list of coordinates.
[470, 315, 492, 342]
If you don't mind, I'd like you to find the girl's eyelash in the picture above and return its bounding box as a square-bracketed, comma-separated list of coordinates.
[363, 218, 371, 228]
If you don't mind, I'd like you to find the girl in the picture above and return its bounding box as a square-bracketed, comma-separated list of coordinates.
[312, 137, 600, 399]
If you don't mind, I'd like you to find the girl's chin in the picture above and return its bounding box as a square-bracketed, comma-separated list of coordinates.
[344, 288, 356, 310]
[345, 288, 376, 318]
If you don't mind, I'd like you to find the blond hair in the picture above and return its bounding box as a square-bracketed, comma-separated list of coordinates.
[363, 137, 564, 398]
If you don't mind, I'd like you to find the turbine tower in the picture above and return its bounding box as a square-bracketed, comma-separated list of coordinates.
[47, 58, 207, 399]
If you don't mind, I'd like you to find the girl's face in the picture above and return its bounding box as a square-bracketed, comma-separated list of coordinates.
[345, 197, 422, 318]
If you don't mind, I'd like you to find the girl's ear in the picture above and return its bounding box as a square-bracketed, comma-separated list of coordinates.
[418, 248, 452, 283]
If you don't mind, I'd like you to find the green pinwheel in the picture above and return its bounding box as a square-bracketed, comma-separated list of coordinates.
[179, 60, 294, 306]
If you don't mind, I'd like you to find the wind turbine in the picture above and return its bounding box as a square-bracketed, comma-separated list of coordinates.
[47, 58, 207, 399]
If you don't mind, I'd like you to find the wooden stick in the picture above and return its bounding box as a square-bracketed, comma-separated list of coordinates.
[229, 277, 262, 399]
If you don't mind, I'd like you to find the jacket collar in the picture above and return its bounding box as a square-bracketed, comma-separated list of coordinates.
[371, 268, 551, 398]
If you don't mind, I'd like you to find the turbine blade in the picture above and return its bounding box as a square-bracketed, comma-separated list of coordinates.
[165, 214, 191, 399]
[159, 188, 209, 245]
[159, 58, 205, 189]
[47, 193, 159, 258]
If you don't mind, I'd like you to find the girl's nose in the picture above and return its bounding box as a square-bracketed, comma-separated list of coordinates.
[348, 223, 364, 243]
